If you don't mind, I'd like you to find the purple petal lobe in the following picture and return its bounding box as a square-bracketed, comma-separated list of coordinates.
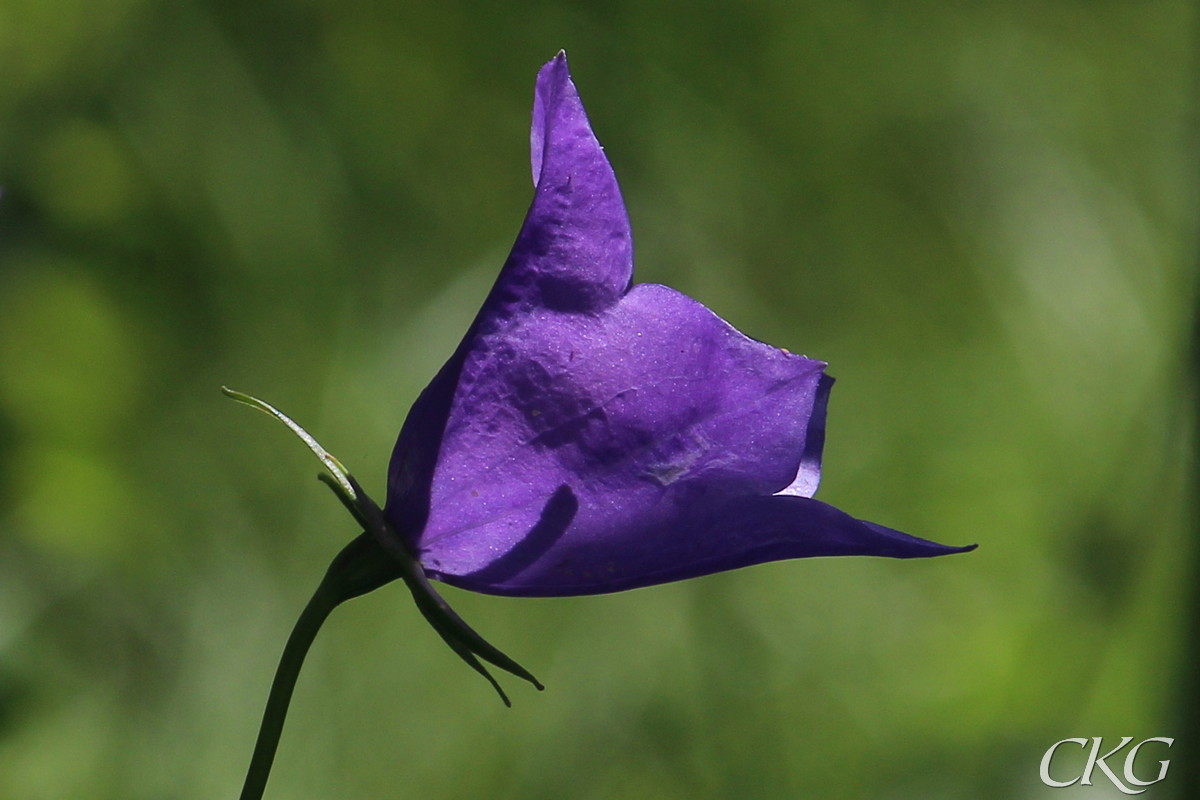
[385, 52, 632, 539]
[517, 51, 633, 314]
[461, 496, 975, 596]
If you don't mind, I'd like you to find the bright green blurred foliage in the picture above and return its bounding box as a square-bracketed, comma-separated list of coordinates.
[0, 1, 1194, 798]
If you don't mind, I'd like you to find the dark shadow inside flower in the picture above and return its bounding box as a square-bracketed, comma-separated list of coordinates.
[461, 483, 579, 586]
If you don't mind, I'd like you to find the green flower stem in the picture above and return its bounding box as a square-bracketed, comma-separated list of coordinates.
[238, 581, 336, 800]
[238, 533, 403, 800]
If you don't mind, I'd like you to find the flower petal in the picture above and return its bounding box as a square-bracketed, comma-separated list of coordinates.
[510, 51, 633, 315]
[385, 52, 631, 538]
[452, 495, 974, 597]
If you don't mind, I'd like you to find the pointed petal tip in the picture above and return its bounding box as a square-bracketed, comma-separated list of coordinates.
[912, 541, 977, 558]
[531, 51, 581, 184]
[541, 50, 570, 79]
[538, 51, 573, 95]
[884, 533, 979, 560]
[548, 51, 569, 75]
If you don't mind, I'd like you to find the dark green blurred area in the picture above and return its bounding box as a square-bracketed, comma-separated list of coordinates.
[0, 1, 1194, 797]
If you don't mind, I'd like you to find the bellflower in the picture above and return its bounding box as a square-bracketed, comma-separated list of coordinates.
[382, 52, 971, 594]
[227, 52, 973, 800]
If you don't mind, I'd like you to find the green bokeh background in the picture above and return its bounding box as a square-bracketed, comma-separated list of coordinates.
[0, 1, 1194, 798]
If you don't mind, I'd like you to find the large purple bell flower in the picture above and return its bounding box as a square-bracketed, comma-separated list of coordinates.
[226, 52, 973, 800]
[382, 52, 971, 596]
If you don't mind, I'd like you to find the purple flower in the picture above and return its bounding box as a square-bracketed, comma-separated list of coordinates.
[228, 52, 973, 799]
[379, 52, 972, 597]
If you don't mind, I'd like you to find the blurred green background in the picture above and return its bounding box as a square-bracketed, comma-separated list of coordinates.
[0, 1, 1194, 798]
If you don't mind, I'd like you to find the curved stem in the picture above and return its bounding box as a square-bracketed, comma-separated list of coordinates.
[238, 532, 402, 800]
[239, 584, 337, 800]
